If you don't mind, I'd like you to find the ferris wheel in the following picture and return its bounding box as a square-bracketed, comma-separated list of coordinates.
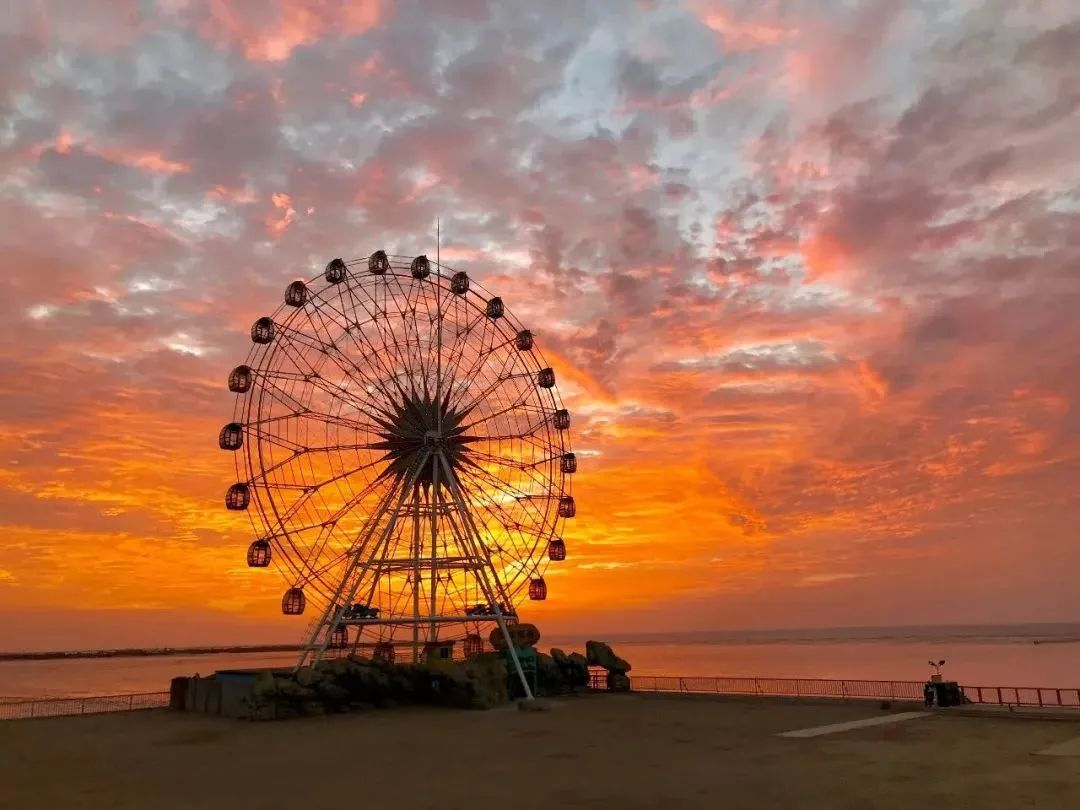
[219, 251, 576, 689]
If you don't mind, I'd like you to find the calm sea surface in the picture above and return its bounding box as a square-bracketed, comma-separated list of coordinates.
[2, 625, 1078, 701]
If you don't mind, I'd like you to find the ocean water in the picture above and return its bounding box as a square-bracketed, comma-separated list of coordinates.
[1, 624, 1078, 701]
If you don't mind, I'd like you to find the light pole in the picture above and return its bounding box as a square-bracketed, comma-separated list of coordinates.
[927, 659, 946, 683]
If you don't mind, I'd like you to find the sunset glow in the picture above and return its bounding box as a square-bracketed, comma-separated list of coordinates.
[2, 0, 1079, 650]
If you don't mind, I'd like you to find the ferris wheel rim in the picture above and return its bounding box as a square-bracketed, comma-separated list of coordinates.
[223, 251, 576, 646]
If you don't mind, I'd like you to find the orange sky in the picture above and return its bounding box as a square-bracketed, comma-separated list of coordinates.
[2, 0, 1079, 650]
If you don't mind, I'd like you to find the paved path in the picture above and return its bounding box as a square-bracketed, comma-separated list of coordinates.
[1035, 736, 1080, 757]
[779, 711, 929, 738]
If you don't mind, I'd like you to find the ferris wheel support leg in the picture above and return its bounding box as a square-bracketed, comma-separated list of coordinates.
[324, 459, 430, 661]
[429, 454, 440, 646]
[301, 462, 426, 669]
[437, 453, 534, 701]
[412, 485, 422, 663]
[295, 516, 383, 670]
[294, 481, 402, 670]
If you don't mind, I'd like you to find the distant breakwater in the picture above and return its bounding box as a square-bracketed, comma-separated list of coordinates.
[1032, 638, 1080, 645]
[0, 645, 301, 662]
[0, 641, 441, 662]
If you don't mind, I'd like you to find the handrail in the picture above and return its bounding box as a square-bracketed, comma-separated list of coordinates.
[5, 675, 1080, 721]
[0, 691, 170, 721]
[625, 675, 1080, 708]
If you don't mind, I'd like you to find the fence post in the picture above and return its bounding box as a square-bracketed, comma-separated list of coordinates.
[81, 699, 86, 714]
[129, 694, 134, 709]
[1056, 689, 1062, 707]
[1038, 690, 1043, 708]
[678, 677, 685, 693]
[997, 687, 1002, 705]
[29, 701, 35, 719]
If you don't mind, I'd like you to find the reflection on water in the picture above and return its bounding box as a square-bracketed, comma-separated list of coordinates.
[2, 634, 1078, 700]
[609, 640, 1080, 684]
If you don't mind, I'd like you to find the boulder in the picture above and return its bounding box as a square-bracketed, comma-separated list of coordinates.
[564, 652, 591, 688]
[607, 671, 632, 692]
[315, 681, 351, 711]
[536, 652, 568, 696]
[489, 622, 541, 651]
[585, 640, 631, 673]
[550, 648, 570, 666]
[489, 628, 508, 651]
[247, 671, 280, 721]
[461, 653, 510, 709]
[295, 666, 324, 688]
[252, 671, 277, 699]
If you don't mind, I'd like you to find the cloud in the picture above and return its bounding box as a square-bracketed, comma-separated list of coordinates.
[1, 1, 1079, 647]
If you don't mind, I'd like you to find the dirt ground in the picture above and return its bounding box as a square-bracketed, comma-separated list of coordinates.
[2, 694, 1079, 809]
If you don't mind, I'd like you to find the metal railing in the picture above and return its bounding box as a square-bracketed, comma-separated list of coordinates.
[624, 676, 1080, 708]
[0, 691, 169, 721]
[5, 677, 1080, 721]
[628, 675, 926, 701]
[961, 685, 1080, 708]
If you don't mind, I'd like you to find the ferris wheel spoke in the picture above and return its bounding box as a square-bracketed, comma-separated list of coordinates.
[458, 400, 550, 435]
[269, 335, 372, 415]
[467, 428, 552, 457]
[461, 447, 529, 470]
[455, 459, 534, 502]
[450, 371, 534, 420]
[422, 273, 457, 410]
[257, 369, 364, 417]
[297, 306, 406, 413]
[250, 428, 309, 455]
[440, 307, 487, 386]
[307, 286, 408, 400]
[464, 460, 564, 516]
[464, 446, 560, 475]
[456, 463, 554, 533]
[388, 272, 431, 391]
[295, 295, 408, 413]
[273, 320, 395, 417]
[440, 462, 516, 609]
[454, 472, 544, 541]
[242, 407, 375, 438]
[292, 473, 406, 590]
[259, 454, 391, 534]
[446, 315, 529, 414]
[440, 507, 496, 612]
[441, 312, 502, 407]
[266, 479, 394, 547]
[450, 339, 531, 412]
[348, 275, 421, 400]
[459, 419, 547, 442]
[333, 277, 406, 391]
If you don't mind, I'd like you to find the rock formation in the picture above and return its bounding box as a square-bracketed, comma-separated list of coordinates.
[175, 632, 634, 719]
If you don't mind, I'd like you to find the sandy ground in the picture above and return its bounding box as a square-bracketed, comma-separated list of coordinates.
[2, 694, 1079, 809]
